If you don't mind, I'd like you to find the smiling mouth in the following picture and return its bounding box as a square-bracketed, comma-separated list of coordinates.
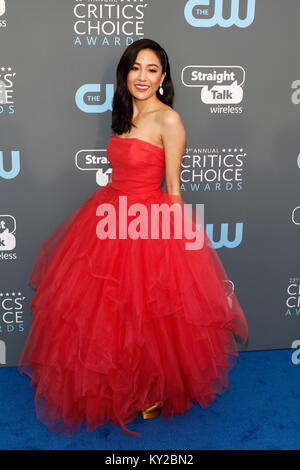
[135, 85, 150, 91]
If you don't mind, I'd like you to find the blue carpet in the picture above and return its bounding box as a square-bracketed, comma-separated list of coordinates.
[0, 349, 298, 450]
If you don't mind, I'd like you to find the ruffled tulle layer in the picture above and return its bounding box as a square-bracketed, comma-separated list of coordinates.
[18, 184, 248, 438]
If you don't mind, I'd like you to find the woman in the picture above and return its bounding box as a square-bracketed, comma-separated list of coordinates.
[18, 39, 248, 439]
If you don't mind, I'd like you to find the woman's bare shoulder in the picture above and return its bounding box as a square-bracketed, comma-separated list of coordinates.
[156, 104, 183, 125]
[153, 105, 185, 145]
[158, 107, 185, 140]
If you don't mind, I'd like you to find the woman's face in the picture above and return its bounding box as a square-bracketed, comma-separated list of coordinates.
[126, 48, 166, 101]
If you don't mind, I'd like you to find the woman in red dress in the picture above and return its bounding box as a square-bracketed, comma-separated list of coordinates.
[18, 38, 248, 438]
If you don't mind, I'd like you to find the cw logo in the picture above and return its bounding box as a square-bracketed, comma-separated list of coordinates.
[75, 84, 114, 113]
[206, 222, 243, 248]
[292, 207, 300, 225]
[0, 0, 5, 16]
[184, 0, 256, 28]
[0, 151, 20, 179]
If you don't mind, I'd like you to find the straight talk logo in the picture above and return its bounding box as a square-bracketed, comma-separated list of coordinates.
[0, 1, 5, 17]
[0, 0, 6, 29]
[181, 66, 245, 107]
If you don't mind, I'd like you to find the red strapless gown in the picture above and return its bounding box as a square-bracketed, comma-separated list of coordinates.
[18, 135, 248, 438]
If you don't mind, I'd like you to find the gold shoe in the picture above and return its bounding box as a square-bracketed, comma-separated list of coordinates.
[140, 402, 162, 419]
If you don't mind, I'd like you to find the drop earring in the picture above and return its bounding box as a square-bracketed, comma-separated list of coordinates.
[159, 83, 164, 95]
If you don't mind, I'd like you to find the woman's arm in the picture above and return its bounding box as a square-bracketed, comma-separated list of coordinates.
[161, 109, 186, 198]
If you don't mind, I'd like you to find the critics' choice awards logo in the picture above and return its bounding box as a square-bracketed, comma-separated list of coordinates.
[0, 150, 20, 179]
[0, 216, 17, 259]
[0, 66, 16, 115]
[181, 145, 246, 192]
[285, 279, 300, 318]
[0, 291, 25, 335]
[73, 0, 148, 47]
[184, 0, 256, 28]
[182, 66, 245, 113]
[75, 148, 112, 186]
[0, 0, 6, 29]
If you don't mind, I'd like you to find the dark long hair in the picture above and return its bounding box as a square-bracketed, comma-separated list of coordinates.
[111, 38, 174, 135]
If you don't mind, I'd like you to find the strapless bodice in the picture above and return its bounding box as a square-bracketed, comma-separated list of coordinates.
[106, 135, 165, 194]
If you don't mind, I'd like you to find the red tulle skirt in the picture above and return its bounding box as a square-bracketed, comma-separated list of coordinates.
[18, 184, 248, 438]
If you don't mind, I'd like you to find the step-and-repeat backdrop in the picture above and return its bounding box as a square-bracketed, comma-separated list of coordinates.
[1, 0, 299, 366]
